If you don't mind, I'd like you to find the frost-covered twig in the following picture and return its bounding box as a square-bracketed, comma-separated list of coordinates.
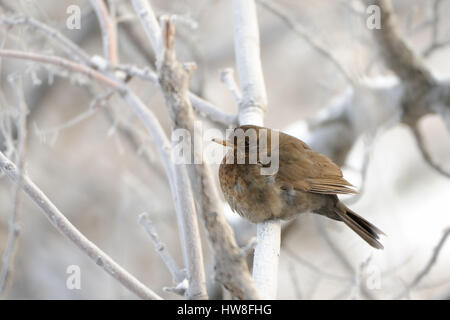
[114, 63, 236, 126]
[139, 213, 186, 293]
[131, 1, 208, 300]
[411, 125, 450, 178]
[0, 151, 162, 300]
[256, 0, 353, 84]
[220, 68, 242, 104]
[0, 49, 123, 90]
[0, 15, 91, 64]
[90, 0, 118, 64]
[0, 76, 27, 296]
[396, 227, 450, 299]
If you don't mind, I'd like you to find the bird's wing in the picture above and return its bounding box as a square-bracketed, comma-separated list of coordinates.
[275, 134, 358, 195]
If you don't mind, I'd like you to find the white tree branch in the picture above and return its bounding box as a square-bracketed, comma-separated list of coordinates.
[231, 0, 280, 299]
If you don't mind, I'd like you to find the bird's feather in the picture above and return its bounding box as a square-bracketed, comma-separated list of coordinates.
[275, 133, 358, 195]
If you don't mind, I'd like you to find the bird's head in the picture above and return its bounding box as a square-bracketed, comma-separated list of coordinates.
[212, 125, 276, 163]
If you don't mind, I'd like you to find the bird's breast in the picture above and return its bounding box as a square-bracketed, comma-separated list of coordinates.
[219, 162, 284, 223]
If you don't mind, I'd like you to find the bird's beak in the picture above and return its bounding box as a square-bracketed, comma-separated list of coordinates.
[212, 138, 232, 147]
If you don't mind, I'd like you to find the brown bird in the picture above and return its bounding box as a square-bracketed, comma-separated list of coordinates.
[214, 125, 384, 249]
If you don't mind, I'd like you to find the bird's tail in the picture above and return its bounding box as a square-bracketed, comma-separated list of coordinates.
[334, 201, 385, 249]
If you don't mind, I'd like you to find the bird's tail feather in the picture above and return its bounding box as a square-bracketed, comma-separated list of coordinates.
[334, 202, 385, 250]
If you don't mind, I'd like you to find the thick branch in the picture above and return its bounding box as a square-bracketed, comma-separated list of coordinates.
[232, 0, 267, 126]
[232, 0, 279, 299]
[363, 0, 434, 88]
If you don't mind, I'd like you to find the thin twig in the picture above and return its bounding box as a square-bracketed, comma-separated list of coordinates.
[0, 151, 162, 300]
[0, 14, 92, 64]
[90, 0, 118, 64]
[138, 213, 186, 290]
[284, 246, 349, 281]
[396, 227, 450, 299]
[0, 76, 27, 296]
[220, 68, 242, 104]
[256, 0, 353, 84]
[411, 124, 450, 178]
[0, 49, 124, 90]
[114, 63, 236, 126]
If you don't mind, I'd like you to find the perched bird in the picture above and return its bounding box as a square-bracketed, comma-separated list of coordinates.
[214, 125, 384, 249]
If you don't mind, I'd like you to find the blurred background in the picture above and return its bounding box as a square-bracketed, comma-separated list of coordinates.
[0, 0, 449, 299]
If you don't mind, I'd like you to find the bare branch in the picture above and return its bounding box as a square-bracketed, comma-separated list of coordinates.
[232, 0, 279, 299]
[130, 0, 164, 68]
[232, 0, 267, 127]
[0, 151, 162, 300]
[0, 49, 124, 90]
[0, 15, 91, 64]
[138, 213, 186, 292]
[220, 68, 242, 104]
[363, 0, 450, 178]
[114, 63, 236, 126]
[396, 227, 450, 299]
[285, 246, 349, 281]
[411, 124, 450, 178]
[256, 0, 353, 84]
[0, 76, 27, 296]
[90, 0, 118, 64]
[363, 0, 434, 88]
[422, 0, 446, 57]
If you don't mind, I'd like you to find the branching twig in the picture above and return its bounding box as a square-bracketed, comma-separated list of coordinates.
[0, 151, 162, 300]
[131, 1, 209, 300]
[256, 0, 353, 84]
[220, 68, 242, 104]
[411, 124, 450, 178]
[0, 15, 91, 64]
[363, 0, 450, 179]
[396, 227, 450, 299]
[0, 49, 124, 90]
[138, 213, 186, 292]
[113, 63, 236, 126]
[0, 76, 27, 296]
